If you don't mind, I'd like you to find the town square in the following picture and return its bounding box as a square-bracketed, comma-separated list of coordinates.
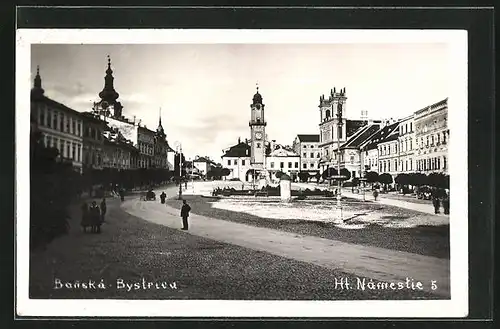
[25, 38, 455, 306]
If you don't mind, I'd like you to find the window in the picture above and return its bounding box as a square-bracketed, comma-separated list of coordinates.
[66, 143, 71, 159]
[426, 136, 429, 146]
[437, 157, 441, 169]
[310, 145, 314, 148]
[270, 162, 275, 168]
[388, 161, 391, 172]
[39, 110, 45, 126]
[303, 145, 307, 148]
[395, 160, 398, 170]
[443, 156, 447, 169]
[410, 159, 412, 171]
[72, 143, 76, 160]
[309, 163, 313, 168]
[317, 153, 320, 158]
[443, 132, 447, 143]
[288, 162, 292, 168]
[310, 152, 314, 158]
[431, 135, 434, 145]
[410, 139, 413, 150]
[256, 143, 261, 148]
[227, 160, 231, 165]
[303, 153, 307, 158]
[72, 120, 76, 135]
[295, 162, 299, 168]
[325, 109, 331, 118]
[437, 133, 441, 144]
[280, 162, 284, 168]
[242, 160, 246, 166]
[59, 114, 63, 131]
[47, 111, 52, 128]
[350, 156, 354, 164]
[410, 122, 413, 132]
[303, 163, 307, 169]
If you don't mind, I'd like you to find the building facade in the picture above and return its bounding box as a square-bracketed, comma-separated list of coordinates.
[266, 145, 301, 182]
[153, 111, 174, 170]
[30, 67, 84, 173]
[221, 139, 252, 181]
[337, 123, 381, 179]
[377, 123, 401, 178]
[397, 114, 415, 173]
[414, 98, 449, 174]
[80, 112, 107, 171]
[359, 122, 400, 174]
[292, 134, 321, 175]
[193, 156, 217, 176]
[102, 129, 138, 170]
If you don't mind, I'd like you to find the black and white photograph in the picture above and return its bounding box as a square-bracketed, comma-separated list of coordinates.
[16, 28, 468, 318]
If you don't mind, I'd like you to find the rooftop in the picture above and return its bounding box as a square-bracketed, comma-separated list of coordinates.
[296, 134, 320, 143]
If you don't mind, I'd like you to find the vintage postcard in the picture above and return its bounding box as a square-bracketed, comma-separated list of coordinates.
[16, 29, 468, 318]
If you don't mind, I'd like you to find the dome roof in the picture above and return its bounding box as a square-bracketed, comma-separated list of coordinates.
[253, 91, 262, 104]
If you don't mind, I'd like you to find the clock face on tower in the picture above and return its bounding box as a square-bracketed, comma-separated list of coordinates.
[255, 132, 262, 140]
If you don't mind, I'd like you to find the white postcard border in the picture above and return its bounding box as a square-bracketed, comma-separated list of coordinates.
[16, 29, 468, 318]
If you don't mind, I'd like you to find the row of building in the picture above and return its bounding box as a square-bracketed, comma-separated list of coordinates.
[30, 57, 176, 174]
[220, 86, 449, 183]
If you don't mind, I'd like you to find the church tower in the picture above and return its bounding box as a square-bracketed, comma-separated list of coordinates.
[94, 55, 124, 119]
[249, 84, 267, 169]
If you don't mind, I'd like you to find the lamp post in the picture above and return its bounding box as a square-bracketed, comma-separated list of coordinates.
[336, 101, 344, 211]
[174, 141, 183, 200]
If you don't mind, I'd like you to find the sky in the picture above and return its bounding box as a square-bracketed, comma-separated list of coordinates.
[30, 43, 450, 162]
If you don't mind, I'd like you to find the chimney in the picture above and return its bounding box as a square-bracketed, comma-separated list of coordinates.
[238, 137, 241, 144]
[271, 139, 276, 150]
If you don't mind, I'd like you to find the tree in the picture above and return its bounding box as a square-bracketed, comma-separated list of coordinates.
[221, 167, 231, 178]
[321, 167, 338, 180]
[340, 168, 351, 181]
[427, 172, 448, 189]
[298, 171, 310, 183]
[365, 171, 379, 185]
[275, 171, 284, 179]
[378, 173, 393, 190]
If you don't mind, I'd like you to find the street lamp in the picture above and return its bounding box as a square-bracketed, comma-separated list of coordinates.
[174, 141, 183, 200]
[336, 101, 344, 219]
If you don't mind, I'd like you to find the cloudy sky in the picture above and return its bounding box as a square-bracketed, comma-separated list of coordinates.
[31, 43, 449, 161]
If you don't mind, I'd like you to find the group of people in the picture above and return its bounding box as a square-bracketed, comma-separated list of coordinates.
[431, 188, 450, 215]
[81, 198, 107, 233]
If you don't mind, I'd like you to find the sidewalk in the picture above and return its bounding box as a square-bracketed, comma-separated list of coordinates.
[122, 187, 450, 298]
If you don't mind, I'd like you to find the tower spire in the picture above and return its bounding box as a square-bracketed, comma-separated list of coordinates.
[31, 65, 45, 98]
[157, 107, 165, 135]
[99, 55, 119, 103]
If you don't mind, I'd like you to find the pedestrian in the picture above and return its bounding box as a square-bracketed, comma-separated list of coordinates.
[160, 191, 166, 204]
[80, 202, 91, 233]
[431, 188, 441, 214]
[180, 199, 191, 230]
[373, 189, 379, 201]
[119, 189, 125, 201]
[89, 201, 102, 233]
[442, 189, 450, 215]
[100, 198, 107, 222]
[185, 180, 188, 189]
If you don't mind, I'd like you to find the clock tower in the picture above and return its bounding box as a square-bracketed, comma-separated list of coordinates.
[249, 85, 267, 168]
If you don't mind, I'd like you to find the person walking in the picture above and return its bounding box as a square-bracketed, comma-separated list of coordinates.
[89, 201, 102, 233]
[180, 200, 191, 230]
[100, 198, 107, 223]
[80, 202, 91, 233]
[431, 188, 441, 214]
[373, 189, 379, 201]
[160, 191, 167, 204]
[442, 189, 450, 215]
